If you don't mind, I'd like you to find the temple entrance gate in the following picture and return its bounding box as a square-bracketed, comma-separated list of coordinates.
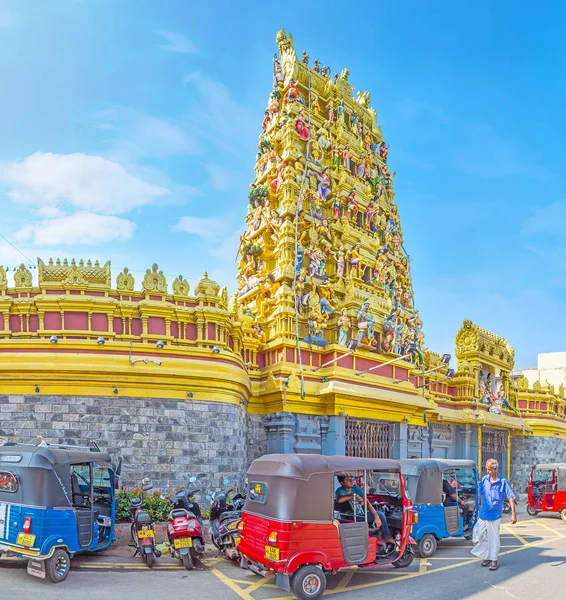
[481, 427, 508, 476]
[345, 418, 394, 458]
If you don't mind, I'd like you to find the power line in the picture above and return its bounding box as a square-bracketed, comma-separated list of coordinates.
[0, 232, 35, 267]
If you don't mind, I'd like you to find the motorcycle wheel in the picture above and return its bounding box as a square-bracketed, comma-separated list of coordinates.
[526, 505, 539, 517]
[146, 552, 154, 568]
[182, 552, 194, 570]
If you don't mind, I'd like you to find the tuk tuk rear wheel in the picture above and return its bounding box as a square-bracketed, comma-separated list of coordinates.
[560, 509, 566, 523]
[526, 505, 539, 517]
[416, 534, 437, 558]
[392, 549, 414, 569]
[46, 549, 70, 583]
[291, 565, 326, 600]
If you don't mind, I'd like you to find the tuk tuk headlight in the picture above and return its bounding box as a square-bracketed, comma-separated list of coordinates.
[229, 521, 238, 530]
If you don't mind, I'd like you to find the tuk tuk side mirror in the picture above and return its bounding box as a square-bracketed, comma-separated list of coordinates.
[189, 476, 197, 483]
[142, 477, 150, 485]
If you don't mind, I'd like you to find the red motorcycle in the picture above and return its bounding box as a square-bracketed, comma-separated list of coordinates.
[166, 476, 206, 570]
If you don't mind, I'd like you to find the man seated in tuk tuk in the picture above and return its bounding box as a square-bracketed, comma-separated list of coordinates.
[442, 475, 469, 517]
[334, 474, 395, 544]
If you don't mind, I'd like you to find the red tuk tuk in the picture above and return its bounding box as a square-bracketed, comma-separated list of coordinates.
[527, 463, 566, 521]
[237, 454, 417, 600]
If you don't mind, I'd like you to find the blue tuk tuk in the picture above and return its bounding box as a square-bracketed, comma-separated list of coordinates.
[399, 459, 479, 558]
[0, 440, 120, 582]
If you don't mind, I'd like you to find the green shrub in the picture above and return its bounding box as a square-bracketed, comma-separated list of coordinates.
[116, 487, 172, 523]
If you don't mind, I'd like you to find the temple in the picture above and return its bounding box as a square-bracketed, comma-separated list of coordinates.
[0, 31, 564, 492]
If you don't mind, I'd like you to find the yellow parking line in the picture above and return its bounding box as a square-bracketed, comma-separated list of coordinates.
[533, 520, 565, 538]
[244, 574, 275, 593]
[334, 569, 356, 591]
[428, 557, 477, 561]
[210, 567, 256, 600]
[502, 527, 530, 546]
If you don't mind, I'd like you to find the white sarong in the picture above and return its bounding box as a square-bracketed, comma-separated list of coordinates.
[471, 518, 501, 561]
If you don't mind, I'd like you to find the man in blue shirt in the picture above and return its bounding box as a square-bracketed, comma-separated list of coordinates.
[335, 474, 394, 544]
[471, 458, 517, 571]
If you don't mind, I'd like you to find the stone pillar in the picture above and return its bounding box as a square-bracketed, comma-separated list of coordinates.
[459, 425, 473, 459]
[322, 415, 346, 455]
[294, 414, 322, 454]
[264, 412, 296, 454]
[392, 422, 408, 459]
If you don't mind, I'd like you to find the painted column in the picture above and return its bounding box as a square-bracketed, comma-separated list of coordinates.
[392, 422, 408, 459]
[323, 415, 346, 455]
[459, 425, 472, 459]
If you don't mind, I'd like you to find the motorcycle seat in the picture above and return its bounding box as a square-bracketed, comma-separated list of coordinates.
[134, 511, 152, 524]
[170, 509, 195, 519]
[220, 510, 242, 522]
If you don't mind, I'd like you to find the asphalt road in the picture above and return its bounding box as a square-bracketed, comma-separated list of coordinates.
[2, 507, 565, 600]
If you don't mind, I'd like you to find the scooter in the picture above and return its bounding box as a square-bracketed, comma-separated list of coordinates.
[210, 478, 246, 561]
[129, 477, 161, 568]
[166, 475, 207, 570]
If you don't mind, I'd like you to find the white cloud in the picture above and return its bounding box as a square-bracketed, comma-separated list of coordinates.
[0, 5, 18, 27]
[156, 30, 198, 54]
[93, 108, 199, 161]
[13, 212, 135, 246]
[31, 206, 66, 219]
[174, 215, 232, 242]
[205, 163, 233, 192]
[0, 152, 168, 215]
[183, 72, 256, 154]
[522, 199, 566, 238]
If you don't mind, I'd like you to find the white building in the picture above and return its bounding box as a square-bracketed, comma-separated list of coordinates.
[513, 352, 566, 388]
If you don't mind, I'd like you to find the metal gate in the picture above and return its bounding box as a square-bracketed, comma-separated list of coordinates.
[345, 418, 394, 458]
[481, 428, 508, 475]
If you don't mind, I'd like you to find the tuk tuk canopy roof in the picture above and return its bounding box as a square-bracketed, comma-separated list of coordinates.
[244, 454, 402, 522]
[0, 443, 113, 508]
[398, 459, 478, 505]
[534, 463, 566, 491]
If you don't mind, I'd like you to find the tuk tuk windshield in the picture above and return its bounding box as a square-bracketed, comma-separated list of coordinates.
[368, 470, 401, 498]
[533, 469, 555, 483]
[452, 469, 477, 493]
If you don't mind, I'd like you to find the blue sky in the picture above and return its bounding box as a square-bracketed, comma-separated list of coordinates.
[1, 0, 565, 369]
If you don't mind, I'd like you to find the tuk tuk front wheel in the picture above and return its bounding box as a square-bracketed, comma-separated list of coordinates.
[526, 505, 539, 517]
[291, 565, 326, 600]
[560, 509, 566, 523]
[416, 534, 437, 558]
[45, 549, 70, 583]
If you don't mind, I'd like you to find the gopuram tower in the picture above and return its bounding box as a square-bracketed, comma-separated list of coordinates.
[237, 30, 439, 455]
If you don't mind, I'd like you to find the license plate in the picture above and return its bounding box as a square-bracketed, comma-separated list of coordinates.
[17, 533, 36, 547]
[137, 529, 155, 539]
[174, 537, 193, 549]
[265, 545, 279, 560]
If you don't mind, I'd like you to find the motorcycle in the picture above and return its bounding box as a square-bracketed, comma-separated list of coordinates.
[166, 475, 207, 570]
[209, 478, 246, 561]
[129, 477, 161, 568]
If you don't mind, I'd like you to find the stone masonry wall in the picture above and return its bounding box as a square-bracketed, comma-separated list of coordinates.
[0, 394, 248, 491]
[246, 413, 267, 467]
[511, 435, 566, 493]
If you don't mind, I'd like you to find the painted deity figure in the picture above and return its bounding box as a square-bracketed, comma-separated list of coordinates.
[337, 309, 351, 346]
[294, 268, 311, 313]
[349, 241, 362, 275]
[332, 145, 341, 167]
[295, 109, 310, 141]
[310, 191, 324, 220]
[350, 111, 358, 132]
[318, 218, 333, 252]
[311, 167, 332, 201]
[284, 79, 299, 104]
[356, 299, 377, 350]
[309, 140, 324, 166]
[342, 145, 351, 170]
[382, 307, 398, 353]
[270, 155, 286, 193]
[307, 305, 328, 340]
[378, 142, 389, 162]
[357, 154, 367, 178]
[273, 54, 283, 88]
[334, 244, 346, 279]
[267, 92, 280, 116]
[327, 101, 335, 122]
[313, 59, 321, 73]
[316, 122, 332, 151]
[308, 247, 324, 277]
[337, 100, 346, 125]
[312, 92, 321, 115]
[317, 280, 334, 315]
[365, 132, 372, 151]
[262, 111, 271, 131]
[333, 196, 341, 220]
[346, 189, 359, 220]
